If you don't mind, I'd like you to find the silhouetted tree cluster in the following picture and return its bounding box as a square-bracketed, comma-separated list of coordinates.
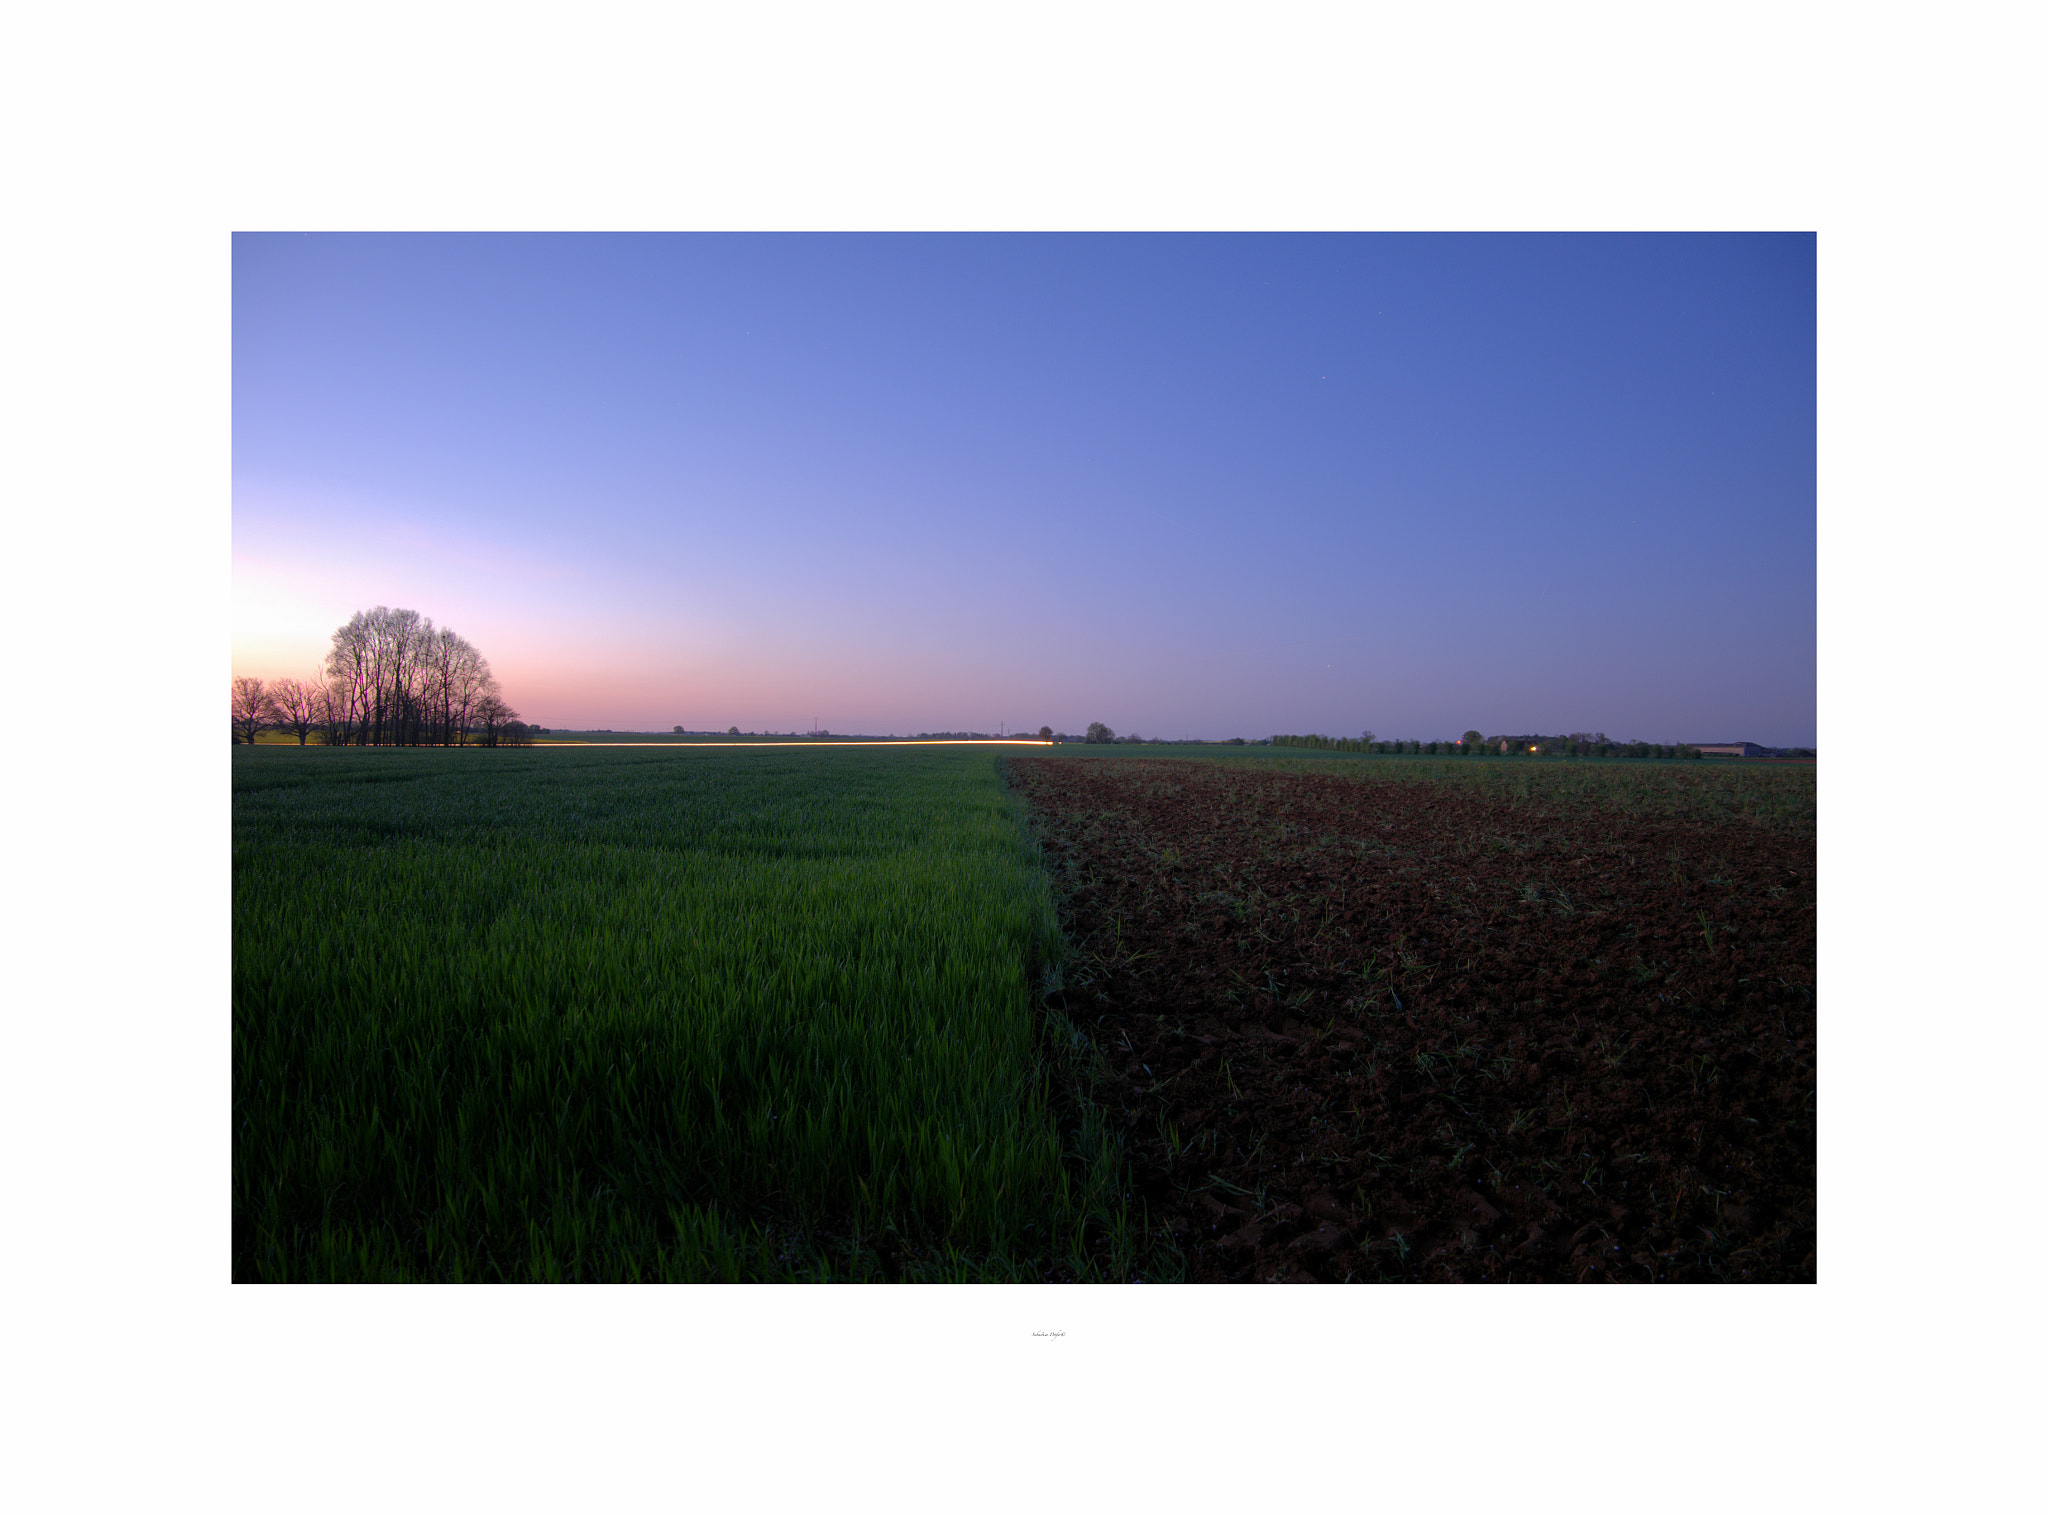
[323, 606, 511, 745]
[231, 606, 522, 746]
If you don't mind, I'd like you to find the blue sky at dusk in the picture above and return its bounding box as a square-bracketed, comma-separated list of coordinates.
[233, 233, 1814, 743]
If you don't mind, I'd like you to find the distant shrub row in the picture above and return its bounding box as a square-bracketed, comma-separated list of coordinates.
[1272, 733, 1708, 759]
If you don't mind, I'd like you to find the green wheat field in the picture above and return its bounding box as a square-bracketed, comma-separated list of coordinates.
[232, 744, 1138, 1282]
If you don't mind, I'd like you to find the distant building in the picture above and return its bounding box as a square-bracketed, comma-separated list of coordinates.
[1694, 742, 1767, 757]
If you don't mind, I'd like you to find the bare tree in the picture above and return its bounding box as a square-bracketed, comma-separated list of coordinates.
[444, 637, 491, 745]
[1037, 726, 1053, 741]
[1085, 722, 1114, 744]
[421, 624, 477, 745]
[473, 691, 516, 747]
[266, 677, 320, 745]
[360, 608, 396, 744]
[326, 612, 374, 744]
[232, 677, 270, 744]
[377, 607, 428, 744]
[317, 678, 351, 746]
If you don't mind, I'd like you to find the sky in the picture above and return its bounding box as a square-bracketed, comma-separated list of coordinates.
[233, 233, 1815, 743]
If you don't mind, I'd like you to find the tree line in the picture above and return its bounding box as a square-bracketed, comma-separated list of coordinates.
[1043, 724, 1141, 743]
[231, 606, 532, 746]
[1272, 730, 1710, 758]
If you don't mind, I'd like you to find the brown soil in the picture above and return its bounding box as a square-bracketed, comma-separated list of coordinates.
[1010, 757, 1816, 1283]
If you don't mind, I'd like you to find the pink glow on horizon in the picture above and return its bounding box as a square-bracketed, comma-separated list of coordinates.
[232, 583, 1132, 736]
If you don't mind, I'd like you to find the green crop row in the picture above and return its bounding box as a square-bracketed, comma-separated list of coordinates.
[233, 745, 1144, 1281]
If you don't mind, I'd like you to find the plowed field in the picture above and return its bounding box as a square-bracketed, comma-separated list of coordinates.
[1010, 756, 1816, 1282]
